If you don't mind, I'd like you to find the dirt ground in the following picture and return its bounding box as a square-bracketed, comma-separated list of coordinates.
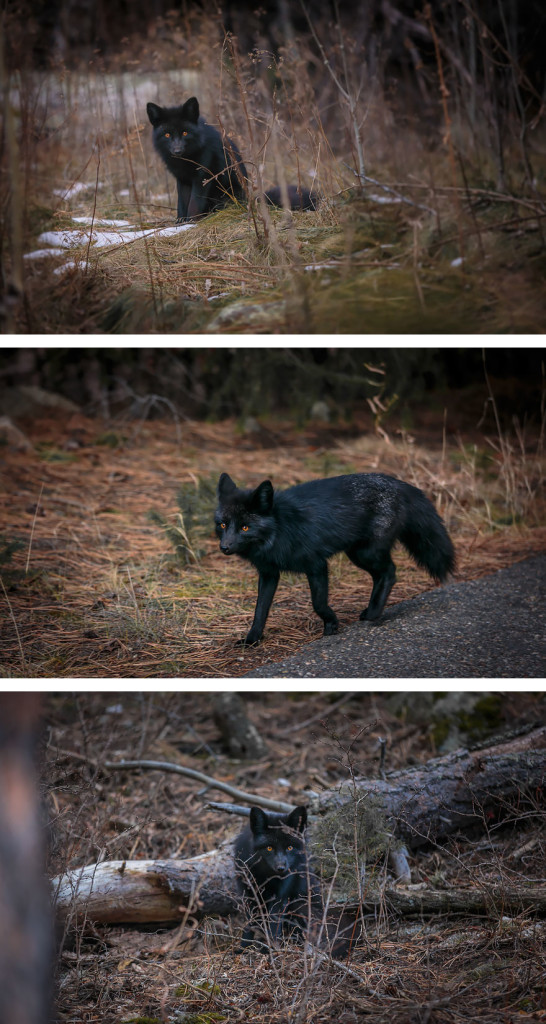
[1, 408, 545, 678]
[44, 690, 546, 1024]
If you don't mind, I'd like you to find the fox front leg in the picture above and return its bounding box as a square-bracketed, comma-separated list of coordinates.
[237, 569, 280, 646]
[176, 181, 191, 222]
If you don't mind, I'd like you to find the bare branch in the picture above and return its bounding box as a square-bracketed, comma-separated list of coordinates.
[103, 759, 294, 813]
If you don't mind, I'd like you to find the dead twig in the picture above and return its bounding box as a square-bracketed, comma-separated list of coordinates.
[104, 758, 294, 813]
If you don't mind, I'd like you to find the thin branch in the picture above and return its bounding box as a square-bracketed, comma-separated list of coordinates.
[342, 164, 435, 214]
[104, 759, 294, 813]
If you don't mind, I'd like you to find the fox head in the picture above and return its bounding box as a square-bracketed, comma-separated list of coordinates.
[246, 806, 308, 877]
[146, 96, 202, 160]
[215, 473, 275, 557]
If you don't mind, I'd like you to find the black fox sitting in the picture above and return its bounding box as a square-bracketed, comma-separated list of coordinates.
[234, 806, 320, 950]
[147, 96, 317, 222]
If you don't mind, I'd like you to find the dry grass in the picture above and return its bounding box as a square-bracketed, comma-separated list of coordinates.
[0, 408, 544, 678]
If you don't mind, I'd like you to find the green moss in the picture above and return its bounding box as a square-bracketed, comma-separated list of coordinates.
[96, 432, 127, 448]
[170, 1010, 225, 1024]
[312, 797, 398, 899]
[149, 473, 218, 565]
[35, 444, 77, 463]
[430, 718, 451, 749]
[122, 1017, 161, 1024]
[457, 694, 504, 739]
[175, 982, 222, 998]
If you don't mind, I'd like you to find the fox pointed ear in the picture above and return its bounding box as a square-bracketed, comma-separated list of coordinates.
[217, 472, 237, 499]
[182, 96, 200, 123]
[249, 807, 269, 835]
[250, 479, 274, 513]
[146, 102, 163, 126]
[286, 806, 307, 833]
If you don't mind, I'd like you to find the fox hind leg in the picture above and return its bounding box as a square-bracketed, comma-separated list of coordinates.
[346, 547, 396, 621]
[306, 562, 339, 635]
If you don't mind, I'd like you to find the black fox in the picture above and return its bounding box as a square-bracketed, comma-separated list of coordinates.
[234, 805, 320, 949]
[215, 471, 455, 646]
[147, 96, 317, 222]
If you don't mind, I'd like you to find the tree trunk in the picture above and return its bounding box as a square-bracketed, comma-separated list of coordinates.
[52, 727, 546, 925]
[212, 692, 268, 759]
[1, 694, 52, 1024]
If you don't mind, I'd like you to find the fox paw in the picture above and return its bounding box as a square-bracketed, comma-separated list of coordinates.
[235, 632, 262, 648]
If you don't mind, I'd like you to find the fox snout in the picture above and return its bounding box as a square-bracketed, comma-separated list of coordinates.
[273, 853, 290, 874]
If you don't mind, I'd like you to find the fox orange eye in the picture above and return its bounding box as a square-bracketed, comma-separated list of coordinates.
[267, 845, 273, 851]
[164, 132, 171, 138]
[287, 845, 293, 851]
[241, 525, 249, 532]
[220, 523, 226, 529]
[182, 130, 188, 136]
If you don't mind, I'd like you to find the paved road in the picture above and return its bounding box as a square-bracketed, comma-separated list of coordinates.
[245, 555, 546, 678]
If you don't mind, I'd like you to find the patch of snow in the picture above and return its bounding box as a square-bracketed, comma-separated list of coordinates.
[38, 230, 87, 247]
[304, 263, 338, 271]
[90, 224, 194, 246]
[53, 261, 79, 275]
[451, 256, 464, 267]
[72, 216, 132, 226]
[92, 230, 142, 246]
[36, 223, 194, 252]
[368, 193, 401, 204]
[24, 248, 68, 260]
[153, 224, 195, 237]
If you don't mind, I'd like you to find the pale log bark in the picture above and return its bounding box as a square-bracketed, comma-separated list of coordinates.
[53, 843, 239, 926]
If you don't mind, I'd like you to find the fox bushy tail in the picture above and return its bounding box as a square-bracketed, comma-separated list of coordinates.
[399, 489, 455, 582]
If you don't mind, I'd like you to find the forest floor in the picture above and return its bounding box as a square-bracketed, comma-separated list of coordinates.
[18, 180, 546, 334]
[45, 690, 546, 1024]
[1, 403, 545, 678]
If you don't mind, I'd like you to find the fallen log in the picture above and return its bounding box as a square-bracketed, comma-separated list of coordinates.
[358, 884, 546, 917]
[52, 844, 239, 926]
[52, 727, 546, 925]
[311, 725, 546, 848]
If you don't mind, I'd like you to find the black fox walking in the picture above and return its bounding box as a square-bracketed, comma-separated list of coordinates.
[215, 471, 455, 645]
[234, 806, 319, 949]
[147, 96, 317, 222]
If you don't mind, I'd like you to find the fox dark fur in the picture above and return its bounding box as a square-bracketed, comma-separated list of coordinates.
[147, 97, 246, 222]
[234, 806, 320, 949]
[147, 96, 318, 222]
[215, 471, 455, 645]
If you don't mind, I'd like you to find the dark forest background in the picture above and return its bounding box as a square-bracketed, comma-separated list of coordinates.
[6, 0, 546, 99]
[0, 346, 543, 426]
